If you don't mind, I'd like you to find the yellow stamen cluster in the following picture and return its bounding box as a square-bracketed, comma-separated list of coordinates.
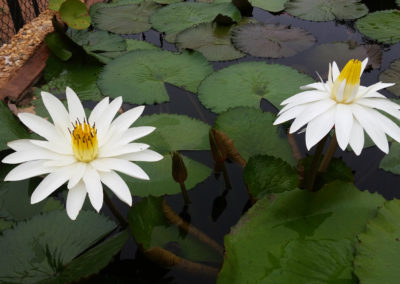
[70, 120, 98, 162]
[331, 59, 362, 103]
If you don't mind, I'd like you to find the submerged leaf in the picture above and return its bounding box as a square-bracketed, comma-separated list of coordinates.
[98, 50, 213, 104]
[285, 0, 368, 21]
[379, 58, 400, 96]
[232, 23, 316, 58]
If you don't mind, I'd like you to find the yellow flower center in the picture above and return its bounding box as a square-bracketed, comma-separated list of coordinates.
[70, 120, 98, 162]
[331, 59, 361, 103]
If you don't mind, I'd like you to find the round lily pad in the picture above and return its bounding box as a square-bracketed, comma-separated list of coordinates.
[285, 0, 368, 21]
[98, 50, 213, 104]
[355, 200, 400, 284]
[90, 1, 160, 34]
[379, 58, 400, 96]
[150, 2, 241, 39]
[59, 0, 91, 30]
[379, 142, 400, 175]
[198, 61, 314, 113]
[250, 0, 288, 12]
[176, 22, 245, 61]
[232, 23, 316, 58]
[214, 107, 296, 165]
[218, 181, 384, 283]
[356, 10, 400, 44]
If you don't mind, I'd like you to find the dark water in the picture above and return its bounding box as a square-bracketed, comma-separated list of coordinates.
[87, 1, 400, 283]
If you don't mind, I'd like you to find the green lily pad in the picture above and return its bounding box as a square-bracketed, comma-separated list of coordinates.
[243, 155, 298, 199]
[0, 210, 115, 283]
[217, 181, 384, 284]
[126, 39, 158, 51]
[49, 0, 65, 11]
[232, 23, 316, 58]
[293, 41, 382, 79]
[59, 0, 91, 30]
[44, 32, 73, 61]
[214, 107, 295, 165]
[380, 58, 400, 96]
[356, 10, 400, 44]
[98, 50, 213, 104]
[0, 219, 11, 233]
[176, 22, 245, 61]
[354, 200, 400, 284]
[285, 0, 368, 21]
[249, 0, 288, 12]
[150, 2, 241, 40]
[0, 101, 29, 151]
[198, 62, 314, 113]
[128, 196, 221, 263]
[379, 142, 400, 174]
[90, 1, 160, 34]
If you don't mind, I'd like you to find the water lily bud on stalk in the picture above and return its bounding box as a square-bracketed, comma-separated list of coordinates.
[171, 151, 190, 204]
[209, 128, 228, 166]
[274, 58, 400, 156]
[2, 87, 163, 220]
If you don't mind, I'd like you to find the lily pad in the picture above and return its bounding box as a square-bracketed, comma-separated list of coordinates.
[59, 0, 91, 30]
[90, 1, 160, 34]
[354, 200, 400, 284]
[198, 61, 314, 113]
[243, 155, 298, 199]
[0, 210, 115, 283]
[176, 22, 245, 61]
[49, 0, 65, 11]
[128, 196, 221, 263]
[214, 107, 296, 165]
[44, 32, 73, 61]
[217, 181, 384, 284]
[285, 0, 368, 21]
[98, 50, 213, 104]
[380, 58, 400, 96]
[250, 0, 288, 12]
[150, 2, 241, 40]
[0, 101, 29, 151]
[379, 142, 400, 175]
[232, 23, 316, 58]
[356, 10, 400, 44]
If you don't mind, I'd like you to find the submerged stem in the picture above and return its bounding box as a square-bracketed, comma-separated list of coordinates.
[319, 133, 338, 173]
[180, 182, 191, 205]
[304, 135, 328, 191]
[104, 193, 128, 228]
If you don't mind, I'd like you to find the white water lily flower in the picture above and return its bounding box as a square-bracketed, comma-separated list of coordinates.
[2, 87, 163, 220]
[274, 58, 400, 155]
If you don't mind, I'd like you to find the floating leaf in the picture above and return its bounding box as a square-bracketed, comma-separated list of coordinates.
[49, 0, 65, 11]
[198, 62, 313, 113]
[98, 50, 213, 104]
[176, 22, 245, 61]
[0, 219, 11, 233]
[380, 58, 400, 96]
[214, 107, 296, 165]
[244, 155, 298, 199]
[355, 200, 400, 284]
[126, 39, 158, 51]
[150, 2, 241, 40]
[249, 0, 288, 12]
[0, 211, 115, 283]
[44, 32, 73, 61]
[356, 10, 400, 44]
[128, 196, 221, 263]
[90, 1, 159, 34]
[232, 23, 315, 58]
[285, 0, 368, 21]
[59, 0, 91, 30]
[0, 102, 29, 151]
[379, 142, 400, 174]
[218, 181, 384, 284]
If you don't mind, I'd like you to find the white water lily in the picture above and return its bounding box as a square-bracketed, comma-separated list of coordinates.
[2, 87, 163, 220]
[274, 58, 400, 155]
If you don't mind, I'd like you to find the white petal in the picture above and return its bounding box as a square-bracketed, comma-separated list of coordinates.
[99, 143, 150, 158]
[281, 90, 328, 105]
[18, 113, 65, 144]
[371, 109, 400, 143]
[44, 156, 77, 167]
[99, 171, 132, 206]
[332, 61, 340, 81]
[360, 58, 368, 75]
[2, 146, 69, 164]
[96, 97, 123, 144]
[91, 158, 149, 180]
[356, 98, 400, 120]
[289, 99, 336, 133]
[67, 162, 87, 189]
[31, 170, 70, 204]
[279, 91, 330, 114]
[30, 140, 72, 155]
[305, 107, 335, 150]
[89, 97, 109, 125]
[41, 91, 70, 135]
[335, 104, 353, 150]
[4, 161, 52, 181]
[358, 82, 395, 99]
[119, 149, 164, 162]
[7, 139, 35, 151]
[274, 105, 307, 125]
[349, 119, 364, 156]
[66, 87, 86, 122]
[300, 82, 328, 92]
[109, 105, 145, 133]
[351, 104, 389, 153]
[83, 166, 103, 212]
[115, 126, 156, 146]
[66, 182, 87, 220]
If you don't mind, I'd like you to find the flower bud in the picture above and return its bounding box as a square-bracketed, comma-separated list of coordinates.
[171, 151, 187, 183]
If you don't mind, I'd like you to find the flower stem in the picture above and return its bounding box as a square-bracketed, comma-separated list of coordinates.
[180, 182, 191, 205]
[318, 133, 338, 173]
[221, 163, 232, 190]
[304, 135, 328, 191]
[104, 192, 128, 228]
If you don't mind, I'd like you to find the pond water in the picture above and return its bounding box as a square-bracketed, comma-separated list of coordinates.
[67, 1, 400, 283]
